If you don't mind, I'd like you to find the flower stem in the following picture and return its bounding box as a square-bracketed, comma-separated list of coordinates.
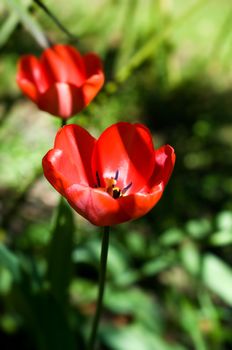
[61, 119, 66, 127]
[33, 0, 77, 42]
[87, 226, 110, 350]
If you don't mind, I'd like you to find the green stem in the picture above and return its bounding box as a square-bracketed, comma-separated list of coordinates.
[87, 226, 110, 350]
[61, 119, 67, 127]
[33, 0, 77, 42]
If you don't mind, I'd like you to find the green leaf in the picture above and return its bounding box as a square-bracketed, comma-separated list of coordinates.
[72, 238, 131, 282]
[181, 301, 207, 350]
[12, 287, 76, 350]
[70, 278, 97, 304]
[181, 241, 200, 276]
[31, 293, 77, 350]
[0, 12, 19, 48]
[102, 324, 186, 350]
[160, 228, 184, 246]
[216, 211, 232, 231]
[0, 243, 21, 281]
[0, 266, 13, 294]
[202, 254, 232, 305]
[141, 251, 176, 277]
[210, 230, 232, 246]
[185, 219, 211, 239]
[4, 0, 48, 48]
[105, 287, 163, 332]
[47, 198, 75, 305]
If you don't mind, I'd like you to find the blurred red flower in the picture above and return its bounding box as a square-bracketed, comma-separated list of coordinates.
[42, 122, 175, 226]
[17, 45, 104, 119]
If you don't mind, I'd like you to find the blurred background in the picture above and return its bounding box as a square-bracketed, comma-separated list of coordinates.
[0, 0, 232, 349]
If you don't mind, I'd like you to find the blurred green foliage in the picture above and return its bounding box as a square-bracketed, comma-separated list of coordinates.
[1, 0, 232, 349]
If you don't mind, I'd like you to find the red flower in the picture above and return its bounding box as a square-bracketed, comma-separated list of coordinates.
[16, 45, 104, 119]
[42, 122, 175, 226]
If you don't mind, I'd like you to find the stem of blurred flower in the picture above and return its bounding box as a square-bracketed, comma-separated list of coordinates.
[33, 0, 77, 42]
[61, 119, 67, 127]
[87, 226, 110, 350]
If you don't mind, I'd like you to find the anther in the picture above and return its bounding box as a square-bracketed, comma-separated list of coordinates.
[115, 170, 119, 180]
[122, 182, 132, 195]
[112, 188, 121, 199]
[96, 171, 101, 187]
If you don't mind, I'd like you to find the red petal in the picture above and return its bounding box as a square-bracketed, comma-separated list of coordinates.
[82, 75, 104, 107]
[118, 184, 164, 220]
[42, 149, 77, 195]
[83, 53, 104, 79]
[38, 83, 85, 118]
[17, 55, 51, 101]
[64, 183, 163, 226]
[146, 145, 176, 191]
[42, 124, 96, 193]
[65, 185, 131, 226]
[17, 78, 38, 103]
[41, 45, 86, 86]
[82, 53, 104, 104]
[92, 122, 156, 193]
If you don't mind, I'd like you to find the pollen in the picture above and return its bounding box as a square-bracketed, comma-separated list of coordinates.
[95, 171, 132, 199]
[103, 171, 132, 199]
[105, 177, 117, 189]
[112, 187, 121, 199]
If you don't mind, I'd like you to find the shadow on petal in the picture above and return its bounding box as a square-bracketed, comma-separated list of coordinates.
[38, 83, 85, 118]
[147, 145, 176, 190]
[118, 185, 163, 221]
[65, 185, 131, 226]
[92, 123, 156, 193]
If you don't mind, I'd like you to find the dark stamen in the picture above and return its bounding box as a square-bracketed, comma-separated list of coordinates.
[122, 182, 132, 195]
[96, 171, 101, 187]
[115, 170, 119, 180]
[112, 188, 121, 199]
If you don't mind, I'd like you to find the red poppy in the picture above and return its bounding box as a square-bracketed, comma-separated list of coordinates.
[42, 122, 175, 226]
[16, 45, 104, 119]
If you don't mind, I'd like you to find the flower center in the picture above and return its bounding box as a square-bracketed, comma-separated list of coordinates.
[95, 171, 132, 199]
